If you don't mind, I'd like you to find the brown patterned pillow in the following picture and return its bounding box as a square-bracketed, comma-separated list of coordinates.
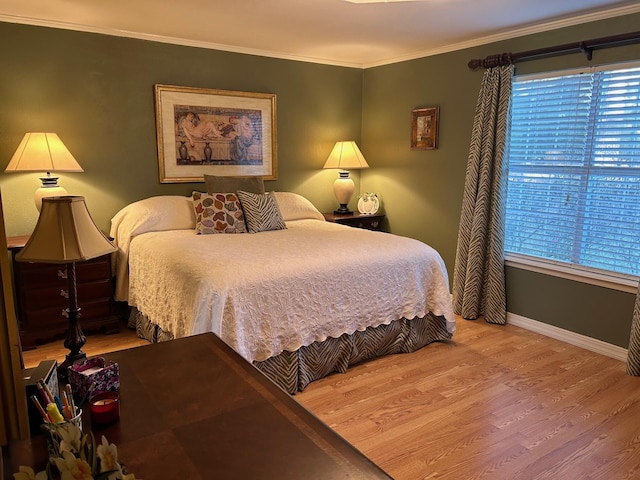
[192, 191, 247, 234]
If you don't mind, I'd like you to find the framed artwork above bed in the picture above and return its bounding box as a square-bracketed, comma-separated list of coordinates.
[154, 84, 277, 183]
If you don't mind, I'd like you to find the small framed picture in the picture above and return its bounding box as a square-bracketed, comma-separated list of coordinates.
[411, 106, 439, 150]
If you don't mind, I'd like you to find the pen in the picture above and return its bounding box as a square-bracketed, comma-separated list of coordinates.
[46, 403, 65, 423]
[61, 390, 71, 419]
[36, 381, 50, 405]
[66, 384, 76, 415]
[42, 381, 56, 406]
[54, 395, 64, 416]
[30, 395, 50, 423]
[78, 382, 97, 409]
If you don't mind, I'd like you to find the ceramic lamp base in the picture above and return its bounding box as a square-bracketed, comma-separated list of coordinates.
[332, 171, 354, 214]
[35, 175, 68, 212]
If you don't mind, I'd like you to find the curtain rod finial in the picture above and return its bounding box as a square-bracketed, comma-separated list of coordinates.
[468, 59, 482, 70]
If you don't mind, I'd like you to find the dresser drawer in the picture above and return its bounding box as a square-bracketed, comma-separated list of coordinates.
[18, 279, 113, 311]
[322, 212, 385, 231]
[21, 299, 114, 331]
[8, 238, 122, 349]
[349, 218, 382, 230]
[14, 257, 111, 288]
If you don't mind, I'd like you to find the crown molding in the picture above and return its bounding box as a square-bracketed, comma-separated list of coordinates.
[1, 3, 639, 70]
[364, 3, 640, 68]
[0, 13, 359, 68]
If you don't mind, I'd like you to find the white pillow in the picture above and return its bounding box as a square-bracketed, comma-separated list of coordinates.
[272, 192, 325, 222]
[110, 195, 195, 238]
[110, 196, 195, 301]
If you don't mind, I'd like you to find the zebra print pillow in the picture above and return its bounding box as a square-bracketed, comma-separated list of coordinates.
[237, 191, 287, 233]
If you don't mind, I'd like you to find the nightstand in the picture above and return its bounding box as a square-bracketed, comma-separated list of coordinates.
[323, 212, 385, 231]
[7, 235, 121, 350]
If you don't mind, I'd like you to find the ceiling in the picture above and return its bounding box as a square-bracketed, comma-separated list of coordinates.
[1, 0, 639, 68]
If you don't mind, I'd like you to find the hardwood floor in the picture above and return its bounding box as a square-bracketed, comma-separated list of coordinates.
[21, 322, 150, 370]
[295, 317, 640, 480]
[21, 317, 640, 479]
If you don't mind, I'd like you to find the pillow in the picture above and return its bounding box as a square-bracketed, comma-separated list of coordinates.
[110, 195, 196, 241]
[204, 175, 265, 194]
[236, 191, 287, 233]
[192, 191, 247, 234]
[272, 192, 325, 222]
[109, 195, 196, 302]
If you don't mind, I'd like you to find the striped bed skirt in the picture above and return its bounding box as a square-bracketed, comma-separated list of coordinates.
[129, 308, 452, 394]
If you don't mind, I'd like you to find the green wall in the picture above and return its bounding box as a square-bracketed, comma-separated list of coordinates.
[1, 13, 639, 349]
[0, 22, 364, 236]
[361, 12, 640, 348]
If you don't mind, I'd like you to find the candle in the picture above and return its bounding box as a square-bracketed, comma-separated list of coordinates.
[89, 391, 120, 426]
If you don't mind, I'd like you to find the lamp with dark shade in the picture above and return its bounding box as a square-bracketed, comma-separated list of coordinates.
[4, 133, 84, 211]
[16, 196, 117, 381]
[323, 141, 369, 214]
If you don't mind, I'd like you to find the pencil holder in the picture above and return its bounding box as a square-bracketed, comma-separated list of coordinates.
[66, 407, 83, 429]
[41, 408, 83, 458]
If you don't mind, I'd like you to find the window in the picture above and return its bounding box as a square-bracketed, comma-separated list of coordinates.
[505, 62, 640, 286]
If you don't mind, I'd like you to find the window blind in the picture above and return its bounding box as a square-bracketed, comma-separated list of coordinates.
[505, 64, 640, 277]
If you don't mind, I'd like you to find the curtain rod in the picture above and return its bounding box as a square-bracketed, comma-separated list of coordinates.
[468, 30, 640, 70]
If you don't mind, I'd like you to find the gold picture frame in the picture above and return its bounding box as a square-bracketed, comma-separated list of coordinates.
[411, 106, 439, 150]
[154, 84, 277, 183]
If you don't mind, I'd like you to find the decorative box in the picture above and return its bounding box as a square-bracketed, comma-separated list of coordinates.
[67, 356, 119, 401]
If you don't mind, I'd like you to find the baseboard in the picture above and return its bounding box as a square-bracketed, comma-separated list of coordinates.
[506, 312, 628, 362]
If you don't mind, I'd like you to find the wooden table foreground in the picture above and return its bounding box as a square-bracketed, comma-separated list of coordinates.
[6, 333, 391, 480]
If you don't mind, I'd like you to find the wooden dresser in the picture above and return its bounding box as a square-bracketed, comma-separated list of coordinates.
[8, 235, 121, 350]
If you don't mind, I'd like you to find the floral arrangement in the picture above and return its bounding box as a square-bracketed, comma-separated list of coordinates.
[13, 421, 138, 480]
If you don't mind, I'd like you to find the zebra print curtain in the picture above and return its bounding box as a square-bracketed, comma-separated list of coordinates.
[626, 284, 640, 375]
[452, 65, 513, 325]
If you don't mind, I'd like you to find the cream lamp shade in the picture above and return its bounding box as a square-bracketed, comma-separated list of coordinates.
[323, 141, 369, 214]
[16, 196, 116, 380]
[16, 196, 116, 264]
[4, 132, 84, 211]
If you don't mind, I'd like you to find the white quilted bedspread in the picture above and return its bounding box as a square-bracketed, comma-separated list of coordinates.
[126, 219, 455, 363]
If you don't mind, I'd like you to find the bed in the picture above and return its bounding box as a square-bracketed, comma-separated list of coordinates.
[110, 191, 455, 393]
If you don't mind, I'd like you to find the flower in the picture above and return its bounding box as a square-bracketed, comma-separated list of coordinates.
[96, 436, 122, 480]
[13, 422, 138, 480]
[51, 451, 92, 480]
[13, 466, 47, 480]
[55, 423, 82, 454]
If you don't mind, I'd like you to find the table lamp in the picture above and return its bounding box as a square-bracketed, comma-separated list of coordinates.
[323, 141, 369, 214]
[15, 196, 117, 381]
[4, 132, 84, 211]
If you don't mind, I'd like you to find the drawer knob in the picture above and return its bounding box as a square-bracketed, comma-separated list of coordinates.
[57, 269, 68, 279]
[60, 289, 69, 299]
